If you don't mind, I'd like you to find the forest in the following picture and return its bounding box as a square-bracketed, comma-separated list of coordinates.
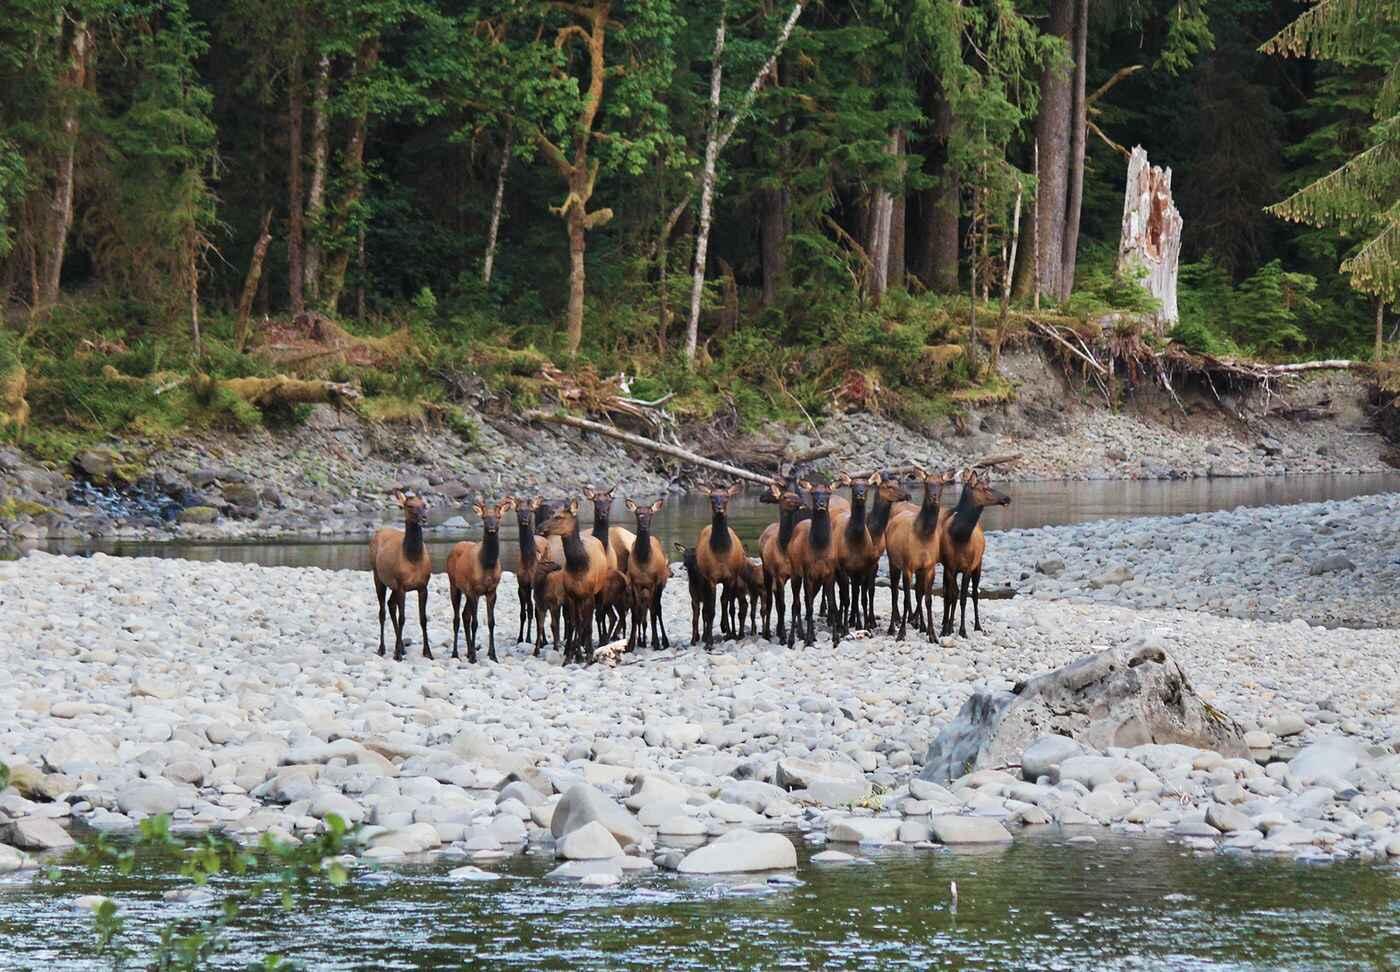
[0, 0, 1397, 463]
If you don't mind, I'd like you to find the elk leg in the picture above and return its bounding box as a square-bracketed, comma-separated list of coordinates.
[958, 572, 972, 638]
[582, 595, 597, 664]
[971, 570, 982, 632]
[375, 578, 388, 656]
[826, 577, 842, 648]
[803, 577, 818, 647]
[517, 582, 529, 644]
[450, 584, 462, 659]
[774, 573, 787, 643]
[391, 591, 406, 661]
[896, 571, 910, 642]
[887, 569, 901, 637]
[416, 587, 431, 660]
[486, 590, 498, 662]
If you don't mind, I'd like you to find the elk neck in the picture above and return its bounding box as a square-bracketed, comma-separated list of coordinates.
[811, 504, 832, 551]
[869, 492, 895, 539]
[633, 520, 653, 564]
[561, 518, 590, 573]
[915, 486, 940, 539]
[479, 528, 500, 570]
[948, 485, 982, 544]
[708, 510, 732, 554]
[777, 504, 797, 551]
[844, 492, 868, 545]
[402, 516, 425, 560]
[517, 520, 537, 569]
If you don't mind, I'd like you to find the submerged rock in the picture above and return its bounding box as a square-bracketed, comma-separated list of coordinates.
[919, 645, 1247, 783]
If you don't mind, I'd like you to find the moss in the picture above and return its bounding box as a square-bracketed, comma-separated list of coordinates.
[0, 498, 53, 521]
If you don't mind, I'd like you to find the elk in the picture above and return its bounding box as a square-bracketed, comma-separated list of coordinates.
[940, 468, 1011, 638]
[583, 484, 637, 572]
[676, 541, 705, 647]
[758, 481, 806, 643]
[532, 551, 569, 658]
[598, 568, 633, 641]
[539, 498, 610, 664]
[624, 498, 671, 651]
[729, 557, 767, 639]
[785, 480, 843, 649]
[832, 472, 884, 630]
[694, 482, 747, 648]
[369, 490, 433, 661]
[859, 472, 912, 628]
[511, 496, 550, 645]
[446, 497, 513, 663]
[884, 468, 956, 642]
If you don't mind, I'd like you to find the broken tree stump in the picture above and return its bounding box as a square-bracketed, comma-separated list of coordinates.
[1117, 146, 1183, 333]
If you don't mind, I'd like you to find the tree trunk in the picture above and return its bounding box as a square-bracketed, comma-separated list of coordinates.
[686, 12, 727, 367]
[1013, 0, 1074, 301]
[889, 131, 906, 291]
[760, 187, 787, 305]
[189, 243, 202, 359]
[287, 20, 305, 317]
[483, 131, 511, 285]
[867, 131, 898, 299]
[919, 87, 960, 294]
[236, 210, 274, 350]
[1059, 0, 1090, 301]
[38, 19, 90, 311]
[566, 208, 587, 355]
[1374, 299, 1384, 363]
[322, 37, 380, 313]
[303, 51, 330, 302]
[1116, 146, 1182, 332]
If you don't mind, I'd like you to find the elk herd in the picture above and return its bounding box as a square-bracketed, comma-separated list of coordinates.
[368, 468, 1009, 665]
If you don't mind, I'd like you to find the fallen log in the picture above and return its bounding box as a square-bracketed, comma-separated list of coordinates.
[524, 409, 776, 486]
[100, 366, 361, 409]
[845, 454, 1022, 481]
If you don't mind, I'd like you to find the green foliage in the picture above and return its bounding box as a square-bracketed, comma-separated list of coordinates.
[1065, 244, 1161, 318]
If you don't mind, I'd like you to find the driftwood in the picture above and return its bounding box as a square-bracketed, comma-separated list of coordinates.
[235, 209, 274, 351]
[524, 409, 775, 486]
[843, 455, 1022, 481]
[99, 366, 361, 409]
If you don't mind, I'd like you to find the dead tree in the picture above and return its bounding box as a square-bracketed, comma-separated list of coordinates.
[1117, 146, 1183, 333]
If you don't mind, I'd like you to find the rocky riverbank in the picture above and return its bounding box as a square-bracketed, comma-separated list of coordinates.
[1, 494, 1398, 879]
[0, 350, 1393, 549]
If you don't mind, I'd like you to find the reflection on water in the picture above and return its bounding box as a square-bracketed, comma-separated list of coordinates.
[42, 472, 1400, 574]
[1, 833, 1396, 970]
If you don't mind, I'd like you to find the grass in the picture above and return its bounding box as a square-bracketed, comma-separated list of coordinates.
[0, 497, 52, 520]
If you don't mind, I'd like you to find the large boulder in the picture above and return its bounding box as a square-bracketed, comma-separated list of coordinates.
[919, 645, 1247, 783]
[550, 784, 645, 848]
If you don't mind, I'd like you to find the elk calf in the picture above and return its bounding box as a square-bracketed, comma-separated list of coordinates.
[446, 497, 514, 663]
[369, 491, 433, 661]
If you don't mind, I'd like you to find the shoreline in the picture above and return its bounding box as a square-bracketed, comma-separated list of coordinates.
[2, 493, 1398, 877]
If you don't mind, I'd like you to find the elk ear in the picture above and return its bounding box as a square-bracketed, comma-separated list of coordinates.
[624, 498, 638, 512]
[650, 498, 665, 513]
[797, 479, 813, 491]
[499, 498, 516, 514]
[582, 485, 596, 500]
[726, 482, 742, 497]
[868, 472, 881, 486]
[909, 465, 927, 482]
[471, 503, 484, 518]
[567, 498, 579, 514]
[529, 496, 542, 511]
[836, 472, 851, 487]
[392, 490, 406, 507]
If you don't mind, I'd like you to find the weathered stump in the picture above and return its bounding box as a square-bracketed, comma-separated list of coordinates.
[1117, 146, 1183, 332]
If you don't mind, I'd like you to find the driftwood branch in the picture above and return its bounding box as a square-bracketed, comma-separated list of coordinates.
[1032, 322, 1107, 375]
[235, 209, 273, 352]
[843, 454, 1022, 481]
[524, 409, 775, 485]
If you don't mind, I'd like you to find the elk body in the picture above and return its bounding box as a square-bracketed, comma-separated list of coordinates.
[832, 472, 883, 630]
[694, 483, 747, 648]
[785, 480, 843, 649]
[540, 499, 610, 664]
[940, 470, 1010, 638]
[677, 542, 705, 647]
[758, 482, 806, 643]
[624, 498, 671, 651]
[884, 469, 955, 642]
[369, 491, 433, 661]
[446, 498, 513, 663]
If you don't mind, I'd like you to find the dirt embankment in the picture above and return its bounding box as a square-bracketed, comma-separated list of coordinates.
[0, 349, 1394, 549]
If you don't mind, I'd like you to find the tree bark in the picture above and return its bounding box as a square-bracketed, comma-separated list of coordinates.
[686, 12, 727, 367]
[483, 131, 511, 285]
[1376, 299, 1384, 364]
[918, 86, 959, 294]
[889, 131, 906, 291]
[1117, 146, 1182, 331]
[38, 19, 91, 311]
[760, 187, 787, 305]
[1013, 0, 1074, 301]
[566, 208, 587, 354]
[866, 132, 898, 299]
[287, 17, 305, 317]
[303, 51, 330, 302]
[1059, 0, 1090, 301]
[322, 36, 380, 313]
[237, 210, 274, 350]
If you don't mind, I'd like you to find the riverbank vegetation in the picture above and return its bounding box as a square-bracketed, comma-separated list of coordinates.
[0, 0, 1396, 467]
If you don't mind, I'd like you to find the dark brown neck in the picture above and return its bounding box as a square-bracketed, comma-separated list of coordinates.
[402, 519, 424, 559]
[708, 512, 731, 554]
[634, 522, 653, 563]
[517, 521, 537, 568]
[479, 530, 499, 569]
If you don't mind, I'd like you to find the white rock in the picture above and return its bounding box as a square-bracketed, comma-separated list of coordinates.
[676, 830, 797, 874]
[556, 821, 624, 860]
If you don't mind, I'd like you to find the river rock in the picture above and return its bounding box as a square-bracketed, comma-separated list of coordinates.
[919, 645, 1247, 783]
[676, 830, 797, 874]
[0, 844, 34, 872]
[369, 823, 441, 854]
[116, 781, 185, 816]
[448, 865, 501, 882]
[928, 815, 1013, 844]
[547, 859, 623, 881]
[774, 757, 865, 790]
[551, 784, 645, 848]
[826, 817, 902, 845]
[1, 817, 73, 851]
[1020, 735, 1087, 781]
[1205, 803, 1253, 834]
[556, 821, 624, 860]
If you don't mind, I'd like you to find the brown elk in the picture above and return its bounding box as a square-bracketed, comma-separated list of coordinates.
[532, 552, 569, 657]
[786, 480, 843, 649]
[729, 557, 767, 639]
[369, 490, 433, 661]
[694, 482, 747, 648]
[445, 497, 513, 663]
[758, 481, 806, 643]
[940, 468, 1010, 638]
[858, 472, 912, 628]
[831, 472, 887, 630]
[624, 498, 671, 651]
[598, 568, 633, 641]
[511, 496, 550, 645]
[540, 498, 610, 664]
[884, 468, 956, 641]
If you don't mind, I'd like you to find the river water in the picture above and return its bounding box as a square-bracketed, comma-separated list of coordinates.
[41, 472, 1400, 574]
[2, 833, 1396, 970]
